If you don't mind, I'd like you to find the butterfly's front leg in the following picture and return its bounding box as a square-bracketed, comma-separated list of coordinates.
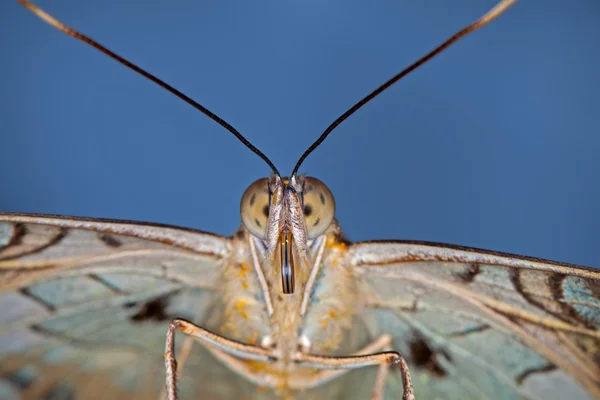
[164, 318, 277, 400]
[292, 334, 415, 400]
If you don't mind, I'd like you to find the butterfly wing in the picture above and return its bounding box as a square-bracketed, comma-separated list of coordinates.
[0, 213, 231, 400]
[5, 215, 598, 400]
[350, 241, 600, 400]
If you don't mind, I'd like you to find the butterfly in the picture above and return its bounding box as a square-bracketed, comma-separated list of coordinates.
[1, 0, 599, 399]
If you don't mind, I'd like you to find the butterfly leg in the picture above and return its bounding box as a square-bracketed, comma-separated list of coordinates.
[292, 334, 414, 400]
[158, 335, 194, 400]
[164, 318, 276, 400]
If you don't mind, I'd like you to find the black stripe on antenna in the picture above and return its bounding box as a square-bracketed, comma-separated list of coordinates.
[19, 0, 280, 177]
[291, 0, 516, 177]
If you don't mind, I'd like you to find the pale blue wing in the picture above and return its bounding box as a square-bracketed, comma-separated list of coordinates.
[351, 241, 600, 400]
[0, 213, 230, 400]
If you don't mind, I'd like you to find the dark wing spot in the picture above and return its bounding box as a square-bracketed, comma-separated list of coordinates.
[249, 193, 256, 206]
[255, 218, 262, 228]
[98, 233, 122, 247]
[410, 337, 433, 367]
[262, 205, 269, 217]
[319, 193, 326, 205]
[409, 335, 448, 377]
[130, 296, 170, 322]
[516, 364, 556, 385]
[453, 263, 480, 282]
[6, 223, 27, 247]
[19, 288, 55, 312]
[304, 205, 313, 217]
[312, 216, 321, 227]
[448, 324, 490, 337]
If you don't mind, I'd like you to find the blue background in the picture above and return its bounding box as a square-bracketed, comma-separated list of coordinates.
[1, 0, 599, 267]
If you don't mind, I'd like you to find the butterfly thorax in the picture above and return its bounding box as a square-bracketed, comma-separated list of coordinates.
[210, 223, 362, 388]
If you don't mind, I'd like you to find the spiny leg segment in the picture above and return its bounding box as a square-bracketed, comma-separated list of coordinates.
[292, 334, 414, 400]
[166, 319, 414, 400]
[159, 335, 193, 400]
[164, 319, 275, 400]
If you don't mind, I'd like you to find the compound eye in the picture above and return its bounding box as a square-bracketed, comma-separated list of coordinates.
[302, 177, 335, 239]
[240, 178, 270, 239]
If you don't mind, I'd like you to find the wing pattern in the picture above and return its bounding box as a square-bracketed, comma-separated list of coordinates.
[0, 214, 229, 400]
[2, 215, 599, 400]
[351, 241, 600, 400]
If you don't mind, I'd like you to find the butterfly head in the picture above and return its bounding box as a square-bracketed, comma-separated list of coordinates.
[240, 175, 335, 294]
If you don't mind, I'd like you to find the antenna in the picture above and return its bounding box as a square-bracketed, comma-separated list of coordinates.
[18, 0, 280, 177]
[291, 0, 517, 177]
